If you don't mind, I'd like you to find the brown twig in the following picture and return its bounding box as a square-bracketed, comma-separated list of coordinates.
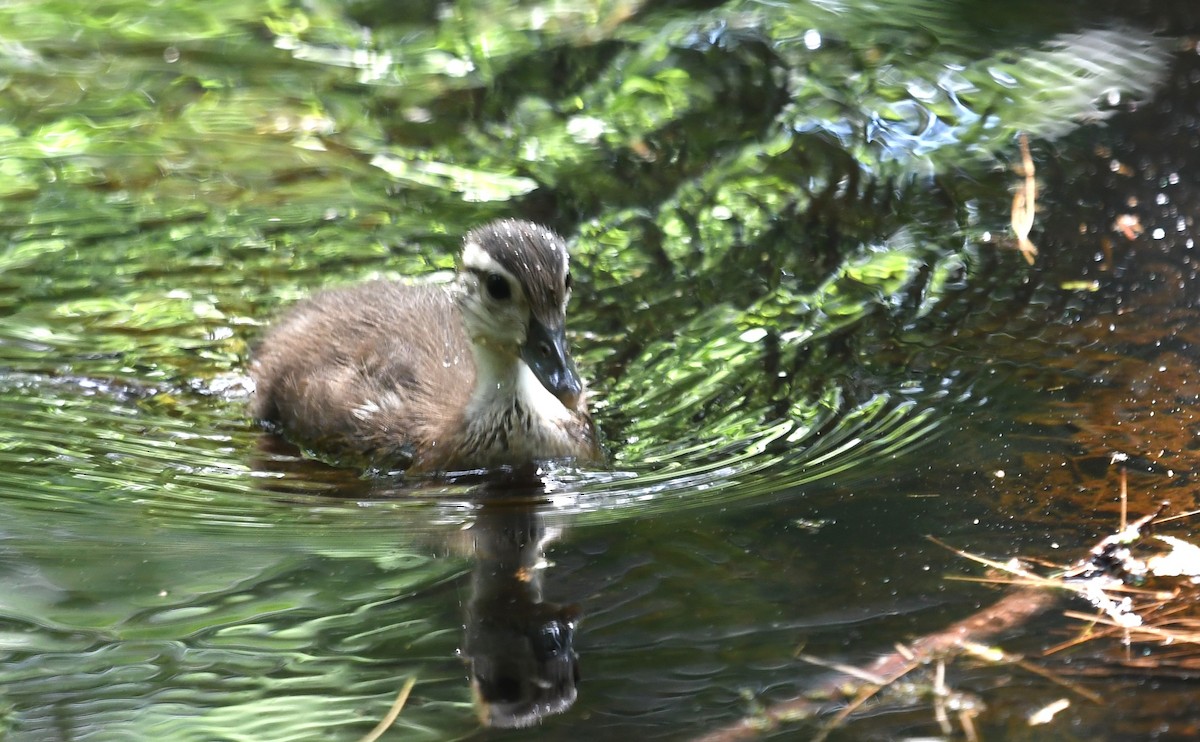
[358, 676, 417, 742]
[1010, 133, 1039, 264]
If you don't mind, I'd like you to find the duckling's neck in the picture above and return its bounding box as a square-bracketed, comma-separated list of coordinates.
[460, 345, 576, 464]
[468, 345, 573, 425]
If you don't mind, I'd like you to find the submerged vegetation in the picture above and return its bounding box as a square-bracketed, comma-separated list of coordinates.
[0, 0, 1176, 484]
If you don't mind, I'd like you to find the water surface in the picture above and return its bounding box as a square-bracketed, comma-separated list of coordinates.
[2, 0, 1200, 739]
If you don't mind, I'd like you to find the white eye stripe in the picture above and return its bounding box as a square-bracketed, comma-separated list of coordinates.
[461, 240, 498, 272]
[461, 240, 520, 289]
[460, 236, 574, 313]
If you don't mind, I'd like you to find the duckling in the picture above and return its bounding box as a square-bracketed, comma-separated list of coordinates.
[249, 219, 602, 473]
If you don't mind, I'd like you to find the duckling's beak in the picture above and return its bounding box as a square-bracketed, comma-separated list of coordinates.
[522, 318, 583, 407]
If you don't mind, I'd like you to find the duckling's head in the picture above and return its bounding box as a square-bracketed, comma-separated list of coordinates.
[456, 219, 583, 407]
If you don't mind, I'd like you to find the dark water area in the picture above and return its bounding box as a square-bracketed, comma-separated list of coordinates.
[3, 0, 1200, 739]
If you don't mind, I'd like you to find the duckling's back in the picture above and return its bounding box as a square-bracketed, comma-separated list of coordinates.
[250, 280, 474, 469]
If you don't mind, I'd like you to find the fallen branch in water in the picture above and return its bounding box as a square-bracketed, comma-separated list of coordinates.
[688, 586, 1060, 742]
[692, 465, 1200, 741]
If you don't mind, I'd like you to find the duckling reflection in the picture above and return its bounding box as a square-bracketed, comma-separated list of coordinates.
[240, 446, 583, 727]
[462, 497, 581, 728]
[249, 219, 602, 473]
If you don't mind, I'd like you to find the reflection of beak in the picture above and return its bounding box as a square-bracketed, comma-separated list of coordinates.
[521, 318, 583, 407]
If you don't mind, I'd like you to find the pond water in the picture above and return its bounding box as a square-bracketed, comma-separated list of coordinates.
[2, 1, 1200, 740]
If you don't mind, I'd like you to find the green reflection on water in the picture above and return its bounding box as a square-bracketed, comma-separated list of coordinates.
[0, 0, 1178, 738]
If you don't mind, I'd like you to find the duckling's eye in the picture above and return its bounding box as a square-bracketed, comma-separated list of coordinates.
[485, 273, 511, 301]
[564, 271, 573, 293]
